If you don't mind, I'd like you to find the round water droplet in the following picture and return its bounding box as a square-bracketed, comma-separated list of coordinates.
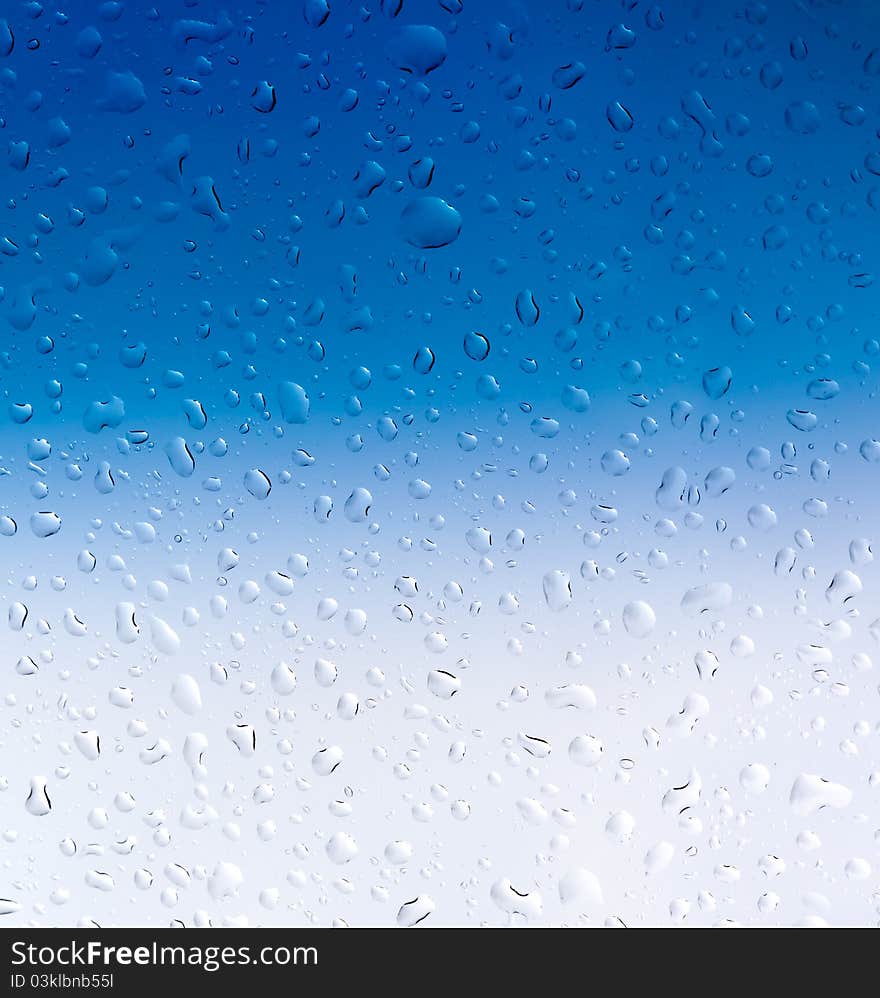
[622, 600, 656, 638]
[400, 197, 461, 248]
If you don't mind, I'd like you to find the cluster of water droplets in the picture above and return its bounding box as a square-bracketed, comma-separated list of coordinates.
[0, 0, 879, 927]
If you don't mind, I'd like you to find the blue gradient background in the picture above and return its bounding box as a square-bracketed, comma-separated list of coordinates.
[1, 0, 880, 927]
